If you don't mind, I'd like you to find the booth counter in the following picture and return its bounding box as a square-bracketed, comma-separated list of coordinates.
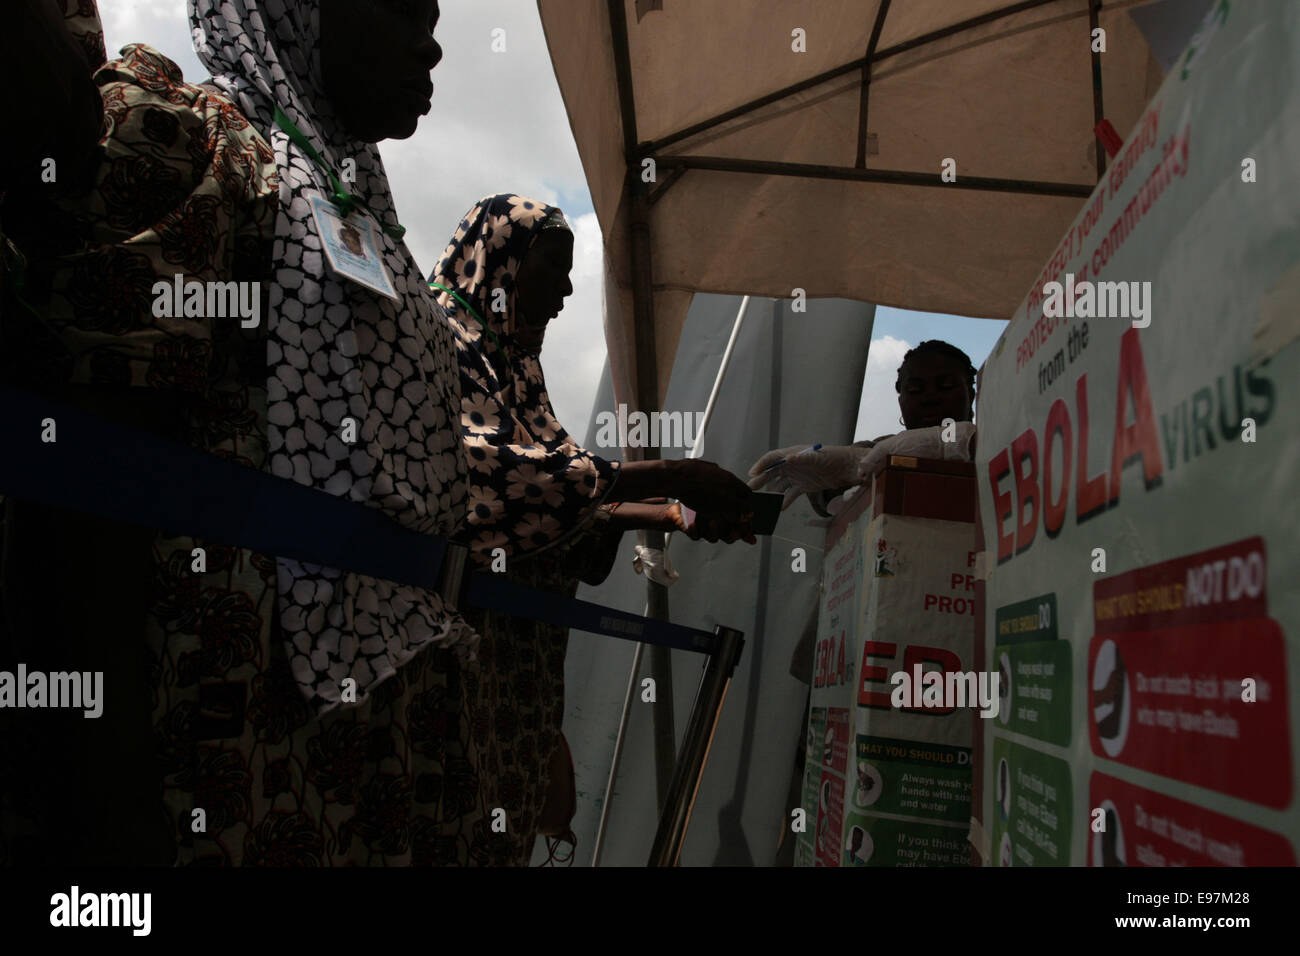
[795, 457, 979, 867]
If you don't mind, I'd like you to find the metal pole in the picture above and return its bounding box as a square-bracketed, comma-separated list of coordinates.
[645, 533, 675, 811]
[591, 639, 645, 866]
[648, 625, 746, 866]
[648, 291, 752, 811]
[661, 293, 750, 548]
[1089, 0, 1108, 180]
[688, 295, 750, 462]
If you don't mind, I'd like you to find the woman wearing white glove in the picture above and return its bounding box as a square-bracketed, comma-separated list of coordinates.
[749, 340, 980, 515]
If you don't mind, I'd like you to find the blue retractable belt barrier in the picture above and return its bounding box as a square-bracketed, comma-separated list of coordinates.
[0, 384, 450, 589]
[0, 384, 720, 655]
[464, 574, 716, 654]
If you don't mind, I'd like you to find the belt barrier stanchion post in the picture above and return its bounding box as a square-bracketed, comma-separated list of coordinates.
[648, 624, 745, 866]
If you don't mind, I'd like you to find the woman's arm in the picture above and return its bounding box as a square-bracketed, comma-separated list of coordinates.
[613, 458, 753, 516]
[601, 500, 754, 544]
[602, 501, 674, 533]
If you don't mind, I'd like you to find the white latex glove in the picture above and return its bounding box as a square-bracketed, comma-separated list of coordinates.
[806, 485, 862, 527]
[826, 486, 862, 515]
[748, 443, 871, 510]
[856, 422, 977, 483]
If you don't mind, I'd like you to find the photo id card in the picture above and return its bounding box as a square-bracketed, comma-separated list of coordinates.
[308, 194, 400, 302]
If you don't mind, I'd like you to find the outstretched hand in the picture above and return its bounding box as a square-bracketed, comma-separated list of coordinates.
[670, 459, 753, 517]
[747, 444, 869, 510]
[666, 502, 756, 545]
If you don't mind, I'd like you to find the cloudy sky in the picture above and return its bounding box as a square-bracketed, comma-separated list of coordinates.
[99, 0, 1005, 445]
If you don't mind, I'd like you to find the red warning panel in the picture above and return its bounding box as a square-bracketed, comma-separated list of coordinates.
[1088, 537, 1291, 808]
[1088, 773, 1295, 866]
[1093, 537, 1269, 635]
[821, 707, 850, 775]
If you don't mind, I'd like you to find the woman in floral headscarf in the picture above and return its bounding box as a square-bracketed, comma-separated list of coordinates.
[431, 195, 757, 563]
[431, 196, 616, 565]
[429, 194, 757, 863]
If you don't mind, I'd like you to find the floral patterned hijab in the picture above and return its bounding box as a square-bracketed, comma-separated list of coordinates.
[430, 194, 561, 342]
[429, 195, 619, 566]
[189, 0, 471, 713]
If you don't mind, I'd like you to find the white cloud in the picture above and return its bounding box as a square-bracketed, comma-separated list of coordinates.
[100, 1, 204, 80]
[853, 335, 912, 442]
[383, 1, 590, 268]
[102, 0, 188, 32]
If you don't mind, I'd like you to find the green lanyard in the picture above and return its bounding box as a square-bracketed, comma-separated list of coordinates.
[273, 105, 406, 242]
[428, 282, 504, 353]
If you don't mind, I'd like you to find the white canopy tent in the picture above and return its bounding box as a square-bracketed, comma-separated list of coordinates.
[536, 0, 1192, 862]
[538, 0, 1165, 412]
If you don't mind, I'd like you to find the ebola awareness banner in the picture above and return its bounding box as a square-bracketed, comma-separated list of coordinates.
[975, 1, 1300, 867]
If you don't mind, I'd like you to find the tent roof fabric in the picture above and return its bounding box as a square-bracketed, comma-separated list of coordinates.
[540, 0, 1164, 406]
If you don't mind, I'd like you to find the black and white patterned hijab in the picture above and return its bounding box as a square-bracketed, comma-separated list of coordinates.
[189, 0, 472, 714]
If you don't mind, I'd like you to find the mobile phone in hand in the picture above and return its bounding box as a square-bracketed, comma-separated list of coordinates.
[749, 492, 783, 535]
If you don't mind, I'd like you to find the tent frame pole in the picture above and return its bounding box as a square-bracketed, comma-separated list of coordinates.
[1089, 0, 1109, 180]
[628, 188, 678, 811]
[608, 0, 678, 815]
[655, 155, 1092, 198]
[855, 0, 892, 168]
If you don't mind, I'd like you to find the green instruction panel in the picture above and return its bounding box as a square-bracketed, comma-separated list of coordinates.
[851, 735, 971, 824]
[992, 640, 1071, 746]
[990, 738, 1072, 866]
[842, 814, 969, 867]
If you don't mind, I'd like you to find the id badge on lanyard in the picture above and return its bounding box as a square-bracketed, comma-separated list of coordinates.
[274, 105, 404, 302]
[308, 194, 399, 302]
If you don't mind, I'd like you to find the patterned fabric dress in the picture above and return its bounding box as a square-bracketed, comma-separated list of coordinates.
[429, 195, 623, 863]
[1, 1, 507, 866]
[190, 0, 475, 715]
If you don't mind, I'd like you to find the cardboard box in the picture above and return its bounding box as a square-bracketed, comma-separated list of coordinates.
[796, 459, 979, 867]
